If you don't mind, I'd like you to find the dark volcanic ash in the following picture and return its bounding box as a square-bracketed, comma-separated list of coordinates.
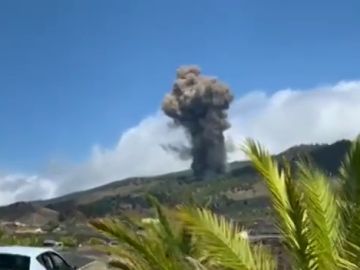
[162, 66, 234, 179]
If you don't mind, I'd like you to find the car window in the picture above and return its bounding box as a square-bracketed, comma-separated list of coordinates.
[37, 254, 54, 270]
[48, 252, 72, 270]
[0, 254, 30, 270]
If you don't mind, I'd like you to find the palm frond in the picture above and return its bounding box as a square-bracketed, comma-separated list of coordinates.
[242, 140, 291, 226]
[252, 244, 277, 270]
[147, 195, 175, 240]
[106, 246, 151, 270]
[146, 194, 197, 267]
[242, 139, 312, 270]
[185, 257, 210, 270]
[179, 207, 276, 270]
[90, 218, 173, 270]
[298, 163, 343, 269]
[339, 137, 360, 205]
[338, 137, 360, 266]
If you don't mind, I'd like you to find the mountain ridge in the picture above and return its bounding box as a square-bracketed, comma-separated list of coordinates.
[0, 139, 352, 225]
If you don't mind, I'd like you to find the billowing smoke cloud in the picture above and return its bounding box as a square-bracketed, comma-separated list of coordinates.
[162, 66, 234, 178]
[1, 80, 360, 206]
[160, 143, 192, 161]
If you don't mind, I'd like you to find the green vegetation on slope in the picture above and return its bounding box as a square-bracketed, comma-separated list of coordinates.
[0, 140, 351, 225]
[90, 137, 360, 270]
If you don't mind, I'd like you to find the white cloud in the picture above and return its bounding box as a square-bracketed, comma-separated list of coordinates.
[1, 80, 360, 205]
[227, 80, 360, 160]
[50, 113, 190, 195]
[0, 174, 56, 205]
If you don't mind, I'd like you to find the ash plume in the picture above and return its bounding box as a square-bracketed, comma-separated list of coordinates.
[160, 143, 192, 161]
[162, 65, 234, 179]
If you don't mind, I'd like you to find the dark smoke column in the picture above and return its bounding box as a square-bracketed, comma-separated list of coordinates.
[162, 66, 234, 179]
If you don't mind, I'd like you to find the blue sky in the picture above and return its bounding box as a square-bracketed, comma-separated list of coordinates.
[1, 0, 360, 174]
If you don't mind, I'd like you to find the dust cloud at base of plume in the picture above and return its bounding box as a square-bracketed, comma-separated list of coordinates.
[162, 65, 234, 179]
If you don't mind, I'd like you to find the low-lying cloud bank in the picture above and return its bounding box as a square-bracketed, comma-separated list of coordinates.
[1, 80, 360, 205]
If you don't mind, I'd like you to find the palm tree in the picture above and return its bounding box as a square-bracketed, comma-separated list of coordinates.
[92, 137, 360, 270]
[242, 137, 360, 270]
[90, 195, 205, 270]
[178, 206, 276, 270]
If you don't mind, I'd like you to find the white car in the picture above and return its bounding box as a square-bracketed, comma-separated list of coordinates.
[0, 246, 76, 270]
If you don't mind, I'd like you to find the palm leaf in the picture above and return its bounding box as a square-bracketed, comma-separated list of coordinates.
[147, 195, 175, 240]
[297, 164, 344, 269]
[90, 218, 175, 270]
[179, 207, 276, 270]
[106, 246, 151, 270]
[339, 137, 360, 205]
[185, 257, 210, 270]
[146, 195, 198, 269]
[243, 139, 313, 270]
[90, 195, 202, 270]
[338, 137, 360, 266]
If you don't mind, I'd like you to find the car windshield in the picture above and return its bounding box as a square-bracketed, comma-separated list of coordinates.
[0, 254, 30, 270]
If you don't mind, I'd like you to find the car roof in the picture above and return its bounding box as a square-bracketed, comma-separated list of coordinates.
[0, 246, 55, 257]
